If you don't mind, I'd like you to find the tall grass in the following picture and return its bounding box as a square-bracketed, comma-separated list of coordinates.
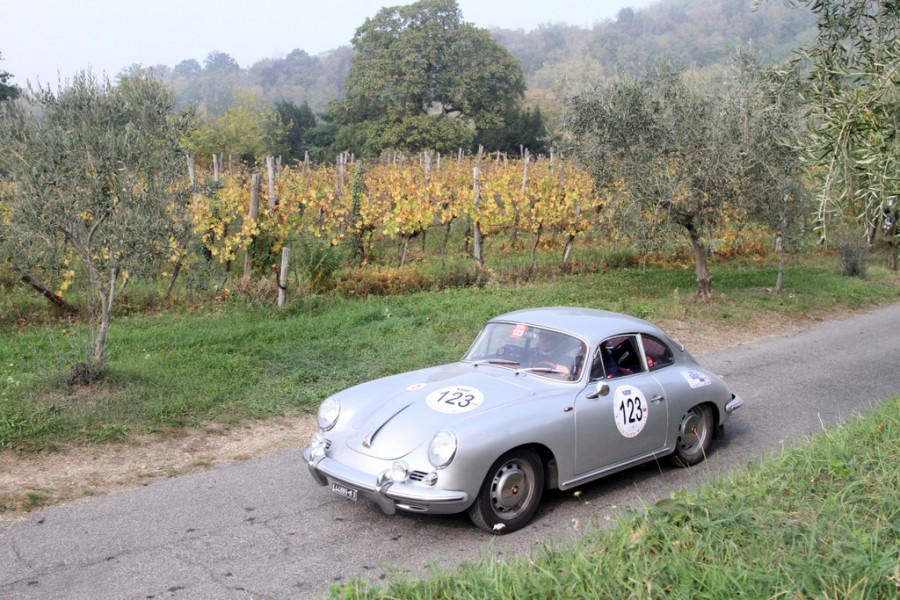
[330, 397, 900, 599]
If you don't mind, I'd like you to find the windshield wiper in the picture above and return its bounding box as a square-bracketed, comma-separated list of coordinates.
[518, 366, 558, 374]
[472, 358, 520, 366]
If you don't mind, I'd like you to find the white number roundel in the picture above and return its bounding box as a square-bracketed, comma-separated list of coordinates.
[613, 386, 648, 438]
[425, 385, 484, 414]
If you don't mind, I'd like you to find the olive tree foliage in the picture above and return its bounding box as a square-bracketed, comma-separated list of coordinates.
[0, 71, 193, 376]
[784, 0, 898, 244]
[330, 0, 526, 156]
[733, 52, 813, 291]
[564, 63, 748, 297]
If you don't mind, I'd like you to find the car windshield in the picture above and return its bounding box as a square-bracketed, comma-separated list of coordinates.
[463, 322, 587, 381]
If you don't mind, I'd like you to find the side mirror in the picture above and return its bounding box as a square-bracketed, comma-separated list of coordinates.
[586, 381, 610, 399]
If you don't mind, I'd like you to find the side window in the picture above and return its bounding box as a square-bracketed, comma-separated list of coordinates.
[641, 335, 674, 371]
[591, 335, 646, 379]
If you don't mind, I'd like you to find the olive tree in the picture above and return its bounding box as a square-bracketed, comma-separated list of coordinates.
[564, 63, 745, 297]
[735, 54, 813, 290]
[0, 71, 192, 377]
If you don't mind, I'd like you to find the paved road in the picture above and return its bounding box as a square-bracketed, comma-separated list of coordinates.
[2, 303, 899, 599]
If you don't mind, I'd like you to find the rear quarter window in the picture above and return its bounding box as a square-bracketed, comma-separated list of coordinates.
[641, 335, 674, 370]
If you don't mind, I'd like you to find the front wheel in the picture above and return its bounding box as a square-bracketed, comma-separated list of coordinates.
[672, 404, 714, 467]
[468, 448, 544, 534]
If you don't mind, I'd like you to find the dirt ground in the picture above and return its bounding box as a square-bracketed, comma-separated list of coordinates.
[0, 305, 838, 526]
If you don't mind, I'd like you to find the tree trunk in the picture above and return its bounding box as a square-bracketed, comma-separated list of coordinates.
[686, 223, 712, 298]
[529, 223, 542, 275]
[93, 266, 118, 367]
[440, 218, 453, 265]
[165, 258, 183, 299]
[10, 264, 79, 314]
[399, 234, 411, 267]
[775, 231, 785, 293]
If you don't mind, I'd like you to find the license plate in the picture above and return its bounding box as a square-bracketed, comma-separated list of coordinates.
[331, 482, 358, 501]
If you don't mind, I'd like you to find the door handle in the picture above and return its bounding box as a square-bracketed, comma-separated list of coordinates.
[650, 395, 665, 404]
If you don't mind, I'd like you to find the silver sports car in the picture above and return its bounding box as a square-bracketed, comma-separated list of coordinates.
[303, 307, 743, 533]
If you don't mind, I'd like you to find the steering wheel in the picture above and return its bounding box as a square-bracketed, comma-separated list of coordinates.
[497, 345, 524, 362]
[532, 361, 560, 371]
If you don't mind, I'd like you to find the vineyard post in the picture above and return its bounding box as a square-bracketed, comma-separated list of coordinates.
[561, 160, 580, 266]
[513, 148, 530, 247]
[473, 146, 484, 266]
[243, 173, 261, 278]
[266, 155, 277, 208]
[277, 246, 290, 307]
[422, 151, 432, 253]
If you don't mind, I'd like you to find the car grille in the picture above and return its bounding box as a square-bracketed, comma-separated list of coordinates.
[408, 470, 428, 482]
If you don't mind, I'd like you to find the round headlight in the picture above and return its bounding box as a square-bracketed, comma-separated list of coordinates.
[428, 431, 457, 469]
[390, 461, 410, 483]
[317, 397, 340, 431]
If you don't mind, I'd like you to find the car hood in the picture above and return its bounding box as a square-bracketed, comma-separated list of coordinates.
[336, 362, 554, 460]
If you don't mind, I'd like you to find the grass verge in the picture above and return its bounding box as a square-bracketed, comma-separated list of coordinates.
[331, 396, 900, 599]
[0, 258, 898, 451]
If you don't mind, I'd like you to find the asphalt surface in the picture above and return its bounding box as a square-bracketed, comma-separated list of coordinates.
[2, 303, 899, 599]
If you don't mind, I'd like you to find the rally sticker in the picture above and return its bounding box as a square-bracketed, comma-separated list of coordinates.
[613, 386, 648, 438]
[406, 383, 427, 392]
[426, 385, 484, 414]
[510, 323, 529, 338]
[682, 369, 712, 389]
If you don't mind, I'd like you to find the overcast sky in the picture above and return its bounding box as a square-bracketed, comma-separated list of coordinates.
[2, 0, 658, 87]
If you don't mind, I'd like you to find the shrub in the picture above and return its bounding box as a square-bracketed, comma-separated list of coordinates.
[838, 243, 868, 278]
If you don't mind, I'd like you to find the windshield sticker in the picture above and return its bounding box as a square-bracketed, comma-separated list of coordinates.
[613, 386, 648, 438]
[426, 385, 485, 414]
[406, 383, 427, 392]
[510, 323, 528, 338]
[682, 369, 712, 388]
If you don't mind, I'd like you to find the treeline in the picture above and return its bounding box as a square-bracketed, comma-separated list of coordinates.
[139, 0, 815, 115]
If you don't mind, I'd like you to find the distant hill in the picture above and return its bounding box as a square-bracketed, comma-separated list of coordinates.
[158, 0, 816, 113]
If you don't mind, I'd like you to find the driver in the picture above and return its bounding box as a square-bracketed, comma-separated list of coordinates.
[532, 330, 582, 380]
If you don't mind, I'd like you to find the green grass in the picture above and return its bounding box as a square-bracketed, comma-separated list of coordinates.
[0, 256, 898, 451]
[330, 397, 900, 599]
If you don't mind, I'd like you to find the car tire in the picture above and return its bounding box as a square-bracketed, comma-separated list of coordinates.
[468, 447, 544, 534]
[672, 404, 714, 467]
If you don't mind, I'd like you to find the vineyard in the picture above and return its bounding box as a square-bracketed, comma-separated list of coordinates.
[191, 150, 603, 266]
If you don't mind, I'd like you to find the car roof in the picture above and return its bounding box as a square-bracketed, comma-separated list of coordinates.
[489, 307, 668, 347]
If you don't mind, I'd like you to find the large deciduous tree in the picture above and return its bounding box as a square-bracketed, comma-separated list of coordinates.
[0, 71, 192, 377]
[331, 0, 526, 156]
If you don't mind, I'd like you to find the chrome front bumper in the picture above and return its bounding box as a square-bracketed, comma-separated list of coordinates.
[303, 447, 470, 515]
[725, 393, 744, 413]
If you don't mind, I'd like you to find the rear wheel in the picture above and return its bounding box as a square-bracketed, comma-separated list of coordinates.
[468, 448, 543, 534]
[672, 404, 714, 467]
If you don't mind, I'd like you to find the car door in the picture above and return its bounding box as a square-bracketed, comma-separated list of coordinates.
[572, 335, 669, 475]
